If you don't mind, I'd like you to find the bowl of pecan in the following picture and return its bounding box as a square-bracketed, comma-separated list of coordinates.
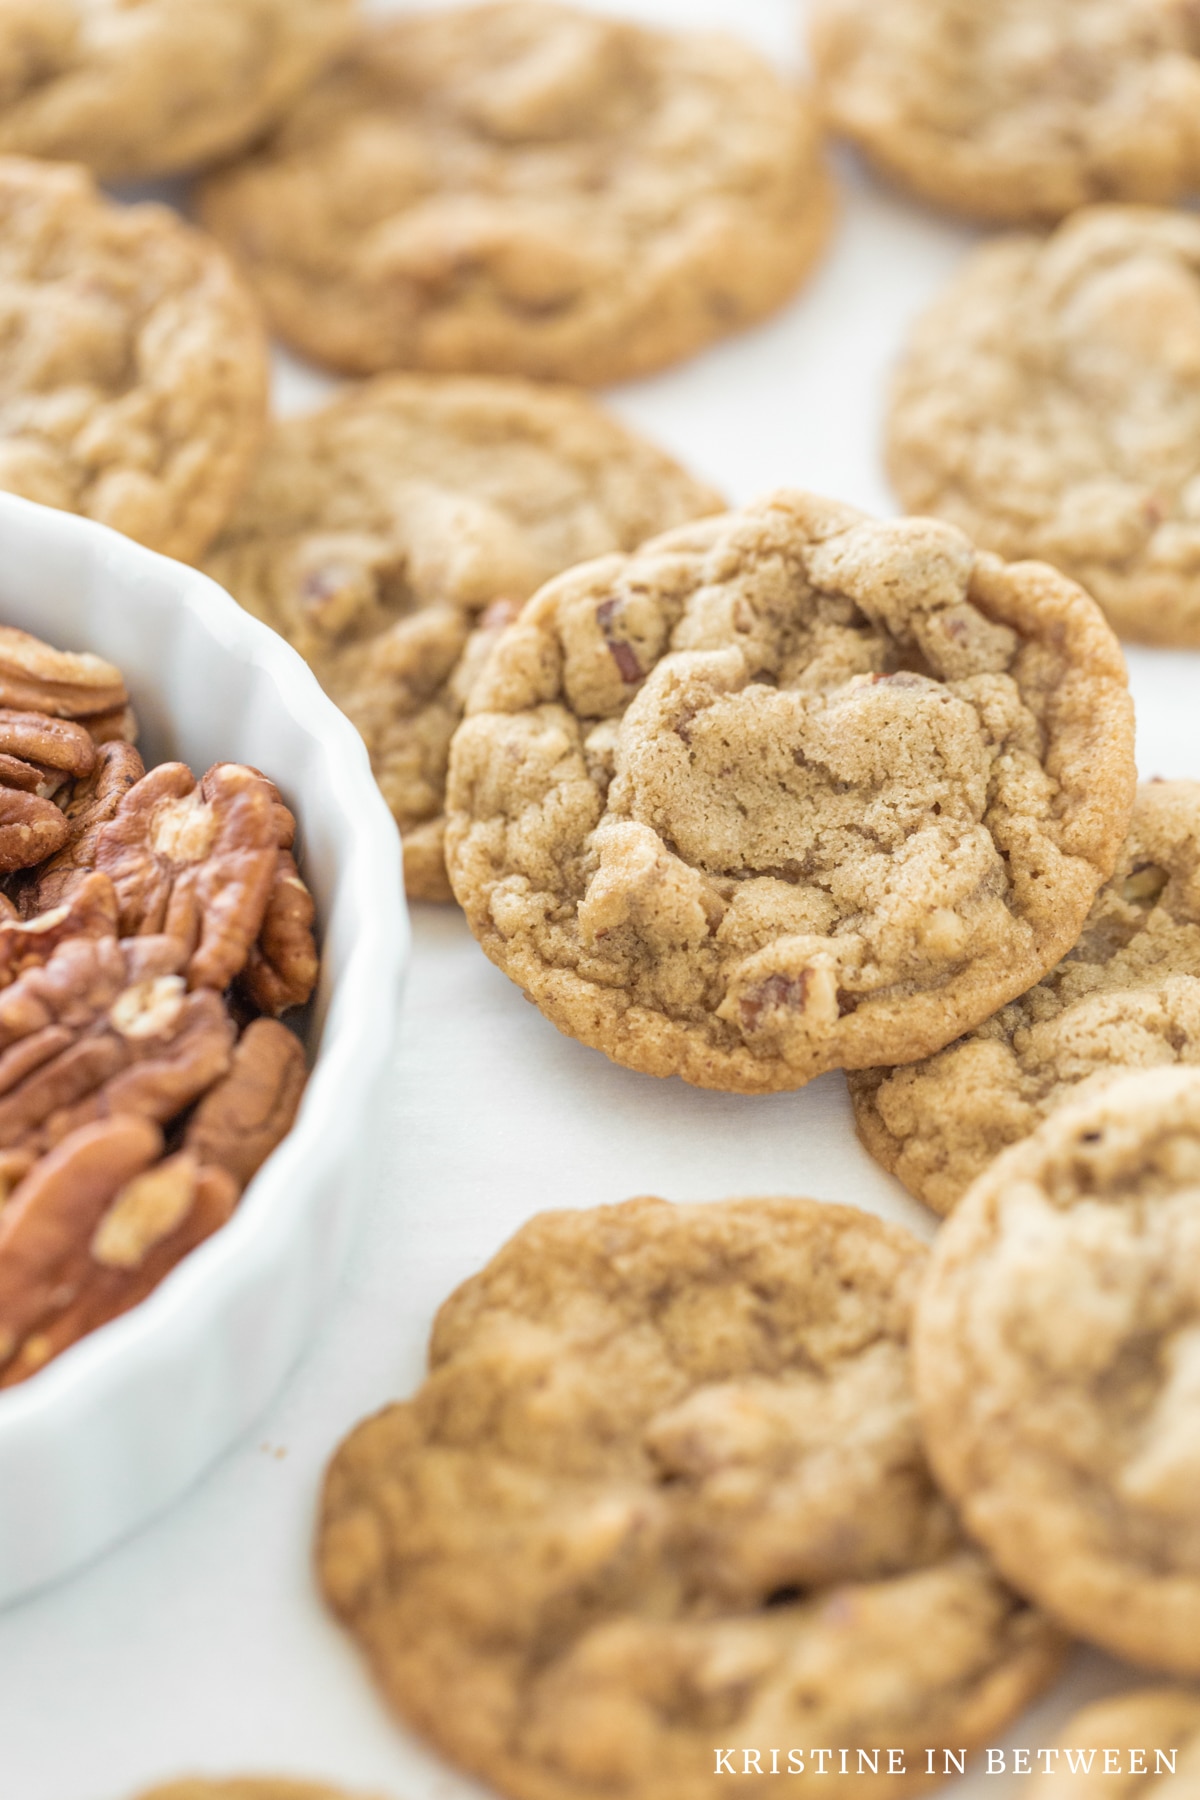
[0, 491, 406, 1605]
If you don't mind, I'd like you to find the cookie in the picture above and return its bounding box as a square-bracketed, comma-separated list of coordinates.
[0, 158, 268, 562]
[851, 781, 1200, 1215]
[203, 375, 722, 903]
[915, 1066, 1200, 1675]
[319, 1195, 1065, 1800]
[445, 491, 1135, 1093]
[195, 0, 831, 385]
[887, 206, 1200, 647]
[1030, 1689, 1200, 1795]
[809, 0, 1200, 224]
[0, 0, 355, 181]
[135, 1785, 385, 1800]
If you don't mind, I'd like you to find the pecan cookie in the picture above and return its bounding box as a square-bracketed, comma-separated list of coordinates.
[809, 0, 1200, 224]
[195, 0, 831, 384]
[203, 375, 722, 902]
[135, 1785, 387, 1800]
[445, 492, 1135, 1093]
[851, 781, 1200, 1215]
[0, 158, 268, 561]
[915, 1066, 1200, 1674]
[319, 1196, 1065, 1800]
[1030, 1689, 1200, 1796]
[887, 207, 1200, 646]
[0, 0, 355, 181]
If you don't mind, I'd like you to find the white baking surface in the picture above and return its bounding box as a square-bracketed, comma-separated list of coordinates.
[2, 0, 1198, 1792]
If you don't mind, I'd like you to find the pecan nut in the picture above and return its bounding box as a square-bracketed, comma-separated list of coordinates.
[18, 742, 146, 915]
[0, 626, 128, 721]
[93, 761, 281, 991]
[0, 1123, 238, 1386]
[0, 786, 70, 874]
[238, 851, 319, 1016]
[185, 1017, 307, 1191]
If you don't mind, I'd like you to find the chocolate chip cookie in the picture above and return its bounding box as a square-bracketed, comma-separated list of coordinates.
[887, 206, 1200, 646]
[203, 374, 722, 902]
[196, 0, 831, 384]
[809, 0, 1200, 223]
[915, 1066, 1200, 1675]
[1030, 1689, 1200, 1796]
[319, 1195, 1065, 1800]
[0, 158, 268, 561]
[851, 781, 1200, 1215]
[0, 0, 355, 181]
[445, 491, 1135, 1093]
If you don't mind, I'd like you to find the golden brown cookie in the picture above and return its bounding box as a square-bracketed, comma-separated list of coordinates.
[915, 1066, 1200, 1675]
[0, 158, 268, 561]
[203, 375, 722, 902]
[1029, 1689, 1200, 1796]
[319, 1195, 1065, 1800]
[851, 781, 1200, 1215]
[887, 206, 1200, 646]
[195, 0, 831, 384]
[0, 0, 356, 180]
[445, 491, 1135, 1093]
[134, 1784, 389, 1800]
[809, 0, 1200, 224]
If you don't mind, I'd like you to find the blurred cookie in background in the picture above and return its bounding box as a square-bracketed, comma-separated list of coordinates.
[851, 781, 1200, 1216]
[887, 206, 1200, 646]
[0, 0, 357, 181]
[809, 0, 1200, 224]
[203, 375, 722, 901]
[134, 1783, 392, 1800]
[0, 157, 268, 561]
[197, 0, 832, 384]
[1028, 1689, 1200, 1797]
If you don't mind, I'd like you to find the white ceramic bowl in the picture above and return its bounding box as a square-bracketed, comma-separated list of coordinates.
[0, 493, 408, 1607]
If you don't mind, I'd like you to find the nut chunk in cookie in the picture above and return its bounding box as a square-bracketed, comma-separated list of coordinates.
[809, 0, 1200, 225]
[445, 492, 1136, 1093]
[887, 207, 1200, 647]
[915, 1066, 1200, 1675]
[851, 781, 1200, 1215]
[319, 1197, 1064, 1800]
[197, 1, 831, 385]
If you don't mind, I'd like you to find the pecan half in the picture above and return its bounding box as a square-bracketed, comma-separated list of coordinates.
[18, 742, 146, 915]
[93, 762, 280, 991]
[0, 1126, 238, 1386]
[0, 787, 70, 874]
[185, 1018, 307, 1191]
[0, 626, 127, 721]
[238, 851, 319, 1016]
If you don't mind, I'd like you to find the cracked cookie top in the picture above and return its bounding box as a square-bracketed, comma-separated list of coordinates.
[204, 374, 722, 902]
[887, 207, 1200, 647]
[445, 491, 1135, 1093]
[851, 782, 1200, 1214]
[318, 1195, 1064, 1800]
[195, 0, 831, 385]
[0, 0, 355, 180]
[915, 1066, 1200, 1677]
[809, 0, 1200, 224]
[0, 158, 268, 562]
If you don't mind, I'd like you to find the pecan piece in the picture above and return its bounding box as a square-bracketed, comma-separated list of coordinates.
[0, 1127, 238, 1386]
[0, 709, 95, 784]
[94, 761, 280, 991]
[0, 787, 69, 873]
[185, 1017, 307, 1191]
[18, 743, 146, 915]
[0, 626, 127, 721]
[238, 852, 319, 1016]
[0, 871, 119, 984]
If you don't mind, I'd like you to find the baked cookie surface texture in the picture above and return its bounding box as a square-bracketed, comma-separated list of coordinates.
[0, 0, 355, 180]
[851, 781, 1200, 1215]
[915, 1066, 1200, 1675]
[888, 206, 1200, 647]
[445, 492, 1135, 1093]
[203, 374, 722, 902]
[318, 1195, 1065, 1800]
[0, 157, 268, 561]
[196, 0, 831, 384]
[1029, 1689, 1200, 1798]
[809, 0, 1200, 223]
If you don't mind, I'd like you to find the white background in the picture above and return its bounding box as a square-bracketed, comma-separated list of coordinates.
[2, 1, 1199, 1794]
